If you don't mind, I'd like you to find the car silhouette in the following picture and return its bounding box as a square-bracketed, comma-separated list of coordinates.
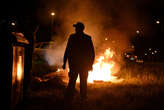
[33, 42, 56, 60]
[32, 42, 57, 74]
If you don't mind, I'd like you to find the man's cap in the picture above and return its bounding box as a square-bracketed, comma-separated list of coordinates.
[73, 22, 85, 30]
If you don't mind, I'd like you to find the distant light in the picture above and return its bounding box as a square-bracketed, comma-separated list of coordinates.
[145, 53, 147, 56]
[105, 37, 108, 41]
[154, 50, 157, 53]
[11, 22, 16, 26]
[51, 12, 55, 16]
[57, 68, 61, 72]
[149, 48, 152, 51]
[136, 30, 140, 34]
[152, 52, 154, 55]
[126, 55, 130, 58]
[136, 59, 144, 63]
[156, 20, 160, 24]
[131, 45, 134, 49]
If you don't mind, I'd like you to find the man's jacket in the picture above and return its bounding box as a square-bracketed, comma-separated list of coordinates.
[64, 33, 95, 72]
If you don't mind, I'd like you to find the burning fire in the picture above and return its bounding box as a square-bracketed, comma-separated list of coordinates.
[17, 56, 23, 81]
[77, 48, 123, 83]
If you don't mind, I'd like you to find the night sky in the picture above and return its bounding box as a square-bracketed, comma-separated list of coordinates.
[2, 0, 164, 60]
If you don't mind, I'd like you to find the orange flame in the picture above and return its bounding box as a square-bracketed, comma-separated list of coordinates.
[77, 48, 123, 83]
[17, 56, 23, 81]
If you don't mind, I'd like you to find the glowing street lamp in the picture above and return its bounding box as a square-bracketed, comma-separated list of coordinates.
[50, 12, 55, 37]
[136, 30, 140, 34]
[156, 20, 160, 24]
[51, 12, 55, 16]
[11, 22, 16, 26]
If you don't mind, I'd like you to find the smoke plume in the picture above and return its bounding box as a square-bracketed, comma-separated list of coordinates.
[42, 0, 142, 66]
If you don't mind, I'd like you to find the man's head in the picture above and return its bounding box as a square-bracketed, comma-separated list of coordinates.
[73, 22, 85, 33]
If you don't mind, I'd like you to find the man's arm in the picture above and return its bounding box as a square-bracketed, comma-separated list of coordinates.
[90, 38, 95, 65]
[62, 36, 71, 69]
[88, 37, 95, 70]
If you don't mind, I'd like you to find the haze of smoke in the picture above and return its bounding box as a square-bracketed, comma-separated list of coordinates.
[44, 0, 140, 66]
[44, 42, 66, 66]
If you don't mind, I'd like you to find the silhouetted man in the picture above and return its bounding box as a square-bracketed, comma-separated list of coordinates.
[62, 22, 95, 108]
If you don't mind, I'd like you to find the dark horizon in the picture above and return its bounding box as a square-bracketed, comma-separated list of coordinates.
[2, 0, 164, 60]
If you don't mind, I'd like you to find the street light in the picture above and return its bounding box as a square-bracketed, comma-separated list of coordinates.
[11, 22, 16, 26]
[51, 12, 55, 16]
[156, 20, 160, 24]
[136, 30, 140, 34]
[50, 12, 55, 38]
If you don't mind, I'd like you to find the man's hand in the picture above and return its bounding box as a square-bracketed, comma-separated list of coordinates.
[88, 65, 93, 71]
[62, 64, 66, 70]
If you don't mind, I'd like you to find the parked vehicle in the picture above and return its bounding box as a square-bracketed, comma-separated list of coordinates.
[123, 52, 143, 63]
[32, 42, 57, 74]
[124, 52, 137, 62]
[33, 42, 55, 59]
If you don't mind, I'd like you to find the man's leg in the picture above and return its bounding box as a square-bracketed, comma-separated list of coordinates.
[79, 71, 88, 103]
[64, 70, 78, 104]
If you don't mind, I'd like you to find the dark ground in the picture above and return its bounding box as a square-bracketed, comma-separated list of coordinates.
[16, 63, 164, 110]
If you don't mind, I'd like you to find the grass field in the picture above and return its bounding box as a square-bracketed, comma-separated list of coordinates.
[18, 62, 164, 110]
